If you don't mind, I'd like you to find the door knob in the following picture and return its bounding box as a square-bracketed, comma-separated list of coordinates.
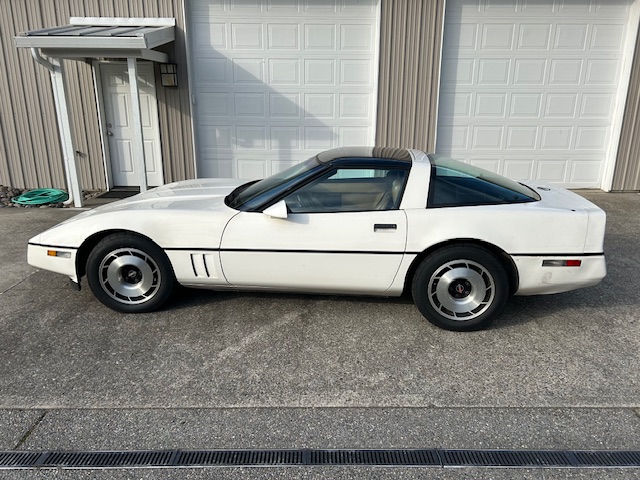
[107, 131, 113, 136]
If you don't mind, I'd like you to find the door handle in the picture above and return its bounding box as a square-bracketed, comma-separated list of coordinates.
[374, 223, 397, 231]
[107, 131, 113, 136]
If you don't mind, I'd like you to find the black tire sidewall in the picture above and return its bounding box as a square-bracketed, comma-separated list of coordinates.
[86, 233, 175, 313]
[412, 245, 509, 331]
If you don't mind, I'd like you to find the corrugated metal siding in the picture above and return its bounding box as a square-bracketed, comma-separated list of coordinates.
[0, 0, 193, 190]
[0, 2, 65, 189]
[376, 0, 445, 152]
[156, 0, 195, 182]
[612, 20, 640, 191]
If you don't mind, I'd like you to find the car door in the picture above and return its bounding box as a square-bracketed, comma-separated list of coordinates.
[220, 166, 408, 294]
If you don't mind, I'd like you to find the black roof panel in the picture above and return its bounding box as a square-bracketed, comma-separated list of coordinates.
[315, 147, 411, 164]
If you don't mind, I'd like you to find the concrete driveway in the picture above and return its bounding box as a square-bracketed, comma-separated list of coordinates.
[0, 192, 639, 479]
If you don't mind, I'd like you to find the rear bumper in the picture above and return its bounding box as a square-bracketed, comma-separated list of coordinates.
[27, 243, 79, 283]
[513, 255, 606, 296]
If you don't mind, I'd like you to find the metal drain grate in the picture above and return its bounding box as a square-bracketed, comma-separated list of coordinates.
[0, 452, 42, 467]
[308, 449, 440, 466]
[0, 448, 639, 469]
[441, 449, 571, 467]
[44, 450, 175, 468]
[176, 449, 302, 466]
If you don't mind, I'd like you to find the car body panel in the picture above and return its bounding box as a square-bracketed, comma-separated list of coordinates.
[220, 210, 408, 293]
[512, 255, 606, 295]
[30, 179, 245, 248]
[400, 150, 431, 209]
[27, 244, 79, 281]
[404, 201, 589, 256]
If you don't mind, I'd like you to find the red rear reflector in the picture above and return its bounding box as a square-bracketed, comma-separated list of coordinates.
[542, 259, 582, 267]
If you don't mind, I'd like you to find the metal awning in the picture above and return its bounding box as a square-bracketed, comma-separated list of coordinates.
[14, 18, 176, 207]
[15, 17, 175, 63]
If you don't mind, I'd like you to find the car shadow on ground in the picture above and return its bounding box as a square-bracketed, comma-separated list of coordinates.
[164, 282, 622, 332]
[169, 286, 415, 311]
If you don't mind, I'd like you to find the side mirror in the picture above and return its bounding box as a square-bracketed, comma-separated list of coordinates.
[262, 199, 288, 219]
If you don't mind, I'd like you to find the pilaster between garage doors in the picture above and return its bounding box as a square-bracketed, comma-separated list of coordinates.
[613, 17, 640, 191]
[375, 0, 445, 153]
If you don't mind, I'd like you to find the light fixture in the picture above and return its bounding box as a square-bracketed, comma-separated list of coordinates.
[160, 63, 178, 87]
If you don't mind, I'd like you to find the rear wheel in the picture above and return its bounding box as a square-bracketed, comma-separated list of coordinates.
[412, 245, 508, 331]
[86, 233, 175, 313]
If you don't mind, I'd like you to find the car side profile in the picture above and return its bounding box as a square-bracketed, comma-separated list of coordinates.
[28, 147, 606, 331]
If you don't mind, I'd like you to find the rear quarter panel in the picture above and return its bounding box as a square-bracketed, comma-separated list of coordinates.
[404, 202, 589, 255]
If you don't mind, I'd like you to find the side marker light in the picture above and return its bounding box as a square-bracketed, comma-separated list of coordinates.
[47, 250, 71, 258]
[542, 259, 582, 267]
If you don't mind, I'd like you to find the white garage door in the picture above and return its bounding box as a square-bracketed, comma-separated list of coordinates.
[437, 0, 634, 188]
[188, 0, 379, 179]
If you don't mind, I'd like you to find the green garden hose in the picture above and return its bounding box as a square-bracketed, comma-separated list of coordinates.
[11, 188, 69, 205]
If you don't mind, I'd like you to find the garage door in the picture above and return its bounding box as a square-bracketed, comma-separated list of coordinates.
[188, 0, 379, 179]
[436, 0, 634, 188]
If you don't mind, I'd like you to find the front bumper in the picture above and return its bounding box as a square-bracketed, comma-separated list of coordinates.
[27, 243, 79, 283]
[513, 255, 606, 296]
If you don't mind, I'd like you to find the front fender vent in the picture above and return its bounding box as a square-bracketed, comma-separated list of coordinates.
[190, 253, 218, 278]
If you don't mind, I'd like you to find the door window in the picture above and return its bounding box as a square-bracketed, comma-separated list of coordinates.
[285, 168, 407, 213]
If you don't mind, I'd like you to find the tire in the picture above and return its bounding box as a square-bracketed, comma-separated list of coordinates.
[86, 233, 175, 313]
[412, 245, 509, 331]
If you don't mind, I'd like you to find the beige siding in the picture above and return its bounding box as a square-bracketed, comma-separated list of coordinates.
[613, 21, 640, 191]
[376, 0, 445, 152]
[0, 0, 193, 190]
[0, 2, 65, 189]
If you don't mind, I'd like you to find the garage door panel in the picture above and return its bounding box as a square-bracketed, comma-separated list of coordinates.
[454, 154, 606, 185]
[195, 58, 230, 84]
[338, 126, 370, 146]
[518, 24, 552, 49]
[189, 0, 379, 179]
[593, 1, 632, 18]
[580, 93, 613, 118]
[544, 93, 577, 118]
[267, 24, 300, 49]
[504, 158, 535, 179]
[269, 93, 301, 117]
[510, 93, 542, 117]
[437, 0, 633, 188]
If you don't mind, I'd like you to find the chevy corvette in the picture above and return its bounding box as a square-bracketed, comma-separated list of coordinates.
[28, 147, 606, 331]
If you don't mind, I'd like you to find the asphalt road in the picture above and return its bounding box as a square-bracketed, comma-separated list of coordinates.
[0, 191, 639, 479]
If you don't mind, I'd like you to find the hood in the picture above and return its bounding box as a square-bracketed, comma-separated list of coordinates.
[126, 178, 246, 202]
[79, 178, 248, 216]
[148, 178, 247, 195]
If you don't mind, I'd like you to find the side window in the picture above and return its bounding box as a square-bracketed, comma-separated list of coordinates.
[285, 168, 407, 213]
[428, 165, 537, 207]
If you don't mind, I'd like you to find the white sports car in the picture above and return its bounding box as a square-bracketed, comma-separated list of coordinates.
[28, 147, 606, 331]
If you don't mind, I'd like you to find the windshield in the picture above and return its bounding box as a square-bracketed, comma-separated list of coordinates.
[226, 157, 323, 211]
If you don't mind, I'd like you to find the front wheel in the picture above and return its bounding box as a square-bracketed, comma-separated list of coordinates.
[412, 245, 509, 331]
[86, 233, 175, 313]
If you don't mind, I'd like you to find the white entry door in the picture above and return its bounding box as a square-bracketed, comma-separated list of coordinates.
[100, 63, 164, 187]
